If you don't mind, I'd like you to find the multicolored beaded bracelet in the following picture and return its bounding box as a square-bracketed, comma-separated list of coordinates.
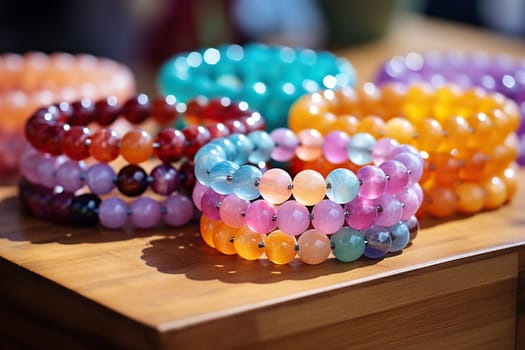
[288, 84, 520, 218]
[0, 52, 135, 179]
[192, 128, 423, 265]
[374, 51, 525, 165]
[157, 43, 356, 131]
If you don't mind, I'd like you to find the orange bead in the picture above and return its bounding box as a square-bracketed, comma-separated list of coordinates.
[292, 169, 326, 206]
[264, 230, 297, 265]
[333, 86, 360, 116]
[356, 115, 385, 139]
[429, 153, 461, 186]
[415, 118, 443, 151]
[379, 83, 406, 119]
[384, 117, 415, 145]
[356, 83, 383, 116]
[455, 182, 485, 214]
[457, 149, 488, 182]
[120, 128, 153, 164]
[288, 93, 329, 132]
[466, 112, 495, 150]
[297, 229, 331, 265]
[402, 84, 432, 122]
[500, 163, 518, 200]
[324, 115, 359, 135]
[233, 226, 265, 260]
[482, 176, 507, 210]
[89, 127, 120, 162]
[212, 221, 238, 255]
[200, 214, 217, 248]
[441, 116, 471, 150]
[425, 186, 458, 218]
[259, 168, 293, 204]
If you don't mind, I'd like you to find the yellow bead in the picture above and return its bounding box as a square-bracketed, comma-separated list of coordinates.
[264, 230, 297, 264]
[384, 117, 415, 145]
[292, 169, 326, 206]
[234, 226, 265, 260]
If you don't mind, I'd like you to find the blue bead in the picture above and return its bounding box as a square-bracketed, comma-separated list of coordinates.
[195, 154, 222, 186]
[209, 161, 240, 195]
[194, 143, 227, 164]
[232, 165, 262, 200]
[248, 131, 275, 164]
[363, 226, 392, 259]
[326, 169, 360, 204]
[209, 138, 236, 161]
[227, 134, 254, 164]
[330, 227, 365, 262]
[388, 221, 410, 252]
[347, 132, 376, 165]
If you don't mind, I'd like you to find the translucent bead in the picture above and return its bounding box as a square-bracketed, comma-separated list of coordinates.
[219, 194, 249, 228]
[244, 199, 277, 234]
[326, 168, 359, 204]
[347, 132, 375, 165]
[425, 186, 457, 218]
[292, 169, 326, 205]
[36, 155, 62, 188]
[270, 128, 299, 162]
[99, 197, 128, 229]
[61, 125, 91, 160]
[345, 196, 377, 230]
[298, 229, 331, 265]
[227, 133, 253, 164]
[296, 129, 323, 161]
[395, 187, 421, 220]
[372, 138, 399, 164]
[363, 226, 392, 259]
[89, 127, 120, 162]
[194, 142, 226, 164]
[356, 116, 385, 138]
[330, 227, 365, 262]
[415, 118, 443, 151]
[311, 200, 344, 234]
[248, 130, 274, 163]
[192, 181, 208, 211]
[385, 221, 409, 253]
[70, 194, 100, 227]
[182, 125, 211, 158]
[195, 154, 222, 186]
[384, 117, 415, 145]
[212, 221, 238, 255]
[265, 230, 297, 264]
[130, 196, 161, 229]
[200, 214, 217, 248]
[276, 200, 310, 236]
[85, 163, 115, 195]
[259, 168, 292, 204]
[155, 128, 187, 163]
[209, 138, 236, 161]
[379, 160, 409, 194]
[232, 165, 262, 200]
[404, 215, 419, 242]
[356, 165, 387, 199]
[323, 131, 350, 164]
[116, 165, 148, 197]
[149, 164, 180, 195]
[120, 128, 153, 164]
[200, 188, 225, 221]
[392, 151, 423, 185]
[234, 226, 265, 260]
[374, 194, 403, 227]
[56, 160, 86, 192]
[163, 194, 194, 227]
[482, 176, 507, 210]
[209, 160, 239, 195]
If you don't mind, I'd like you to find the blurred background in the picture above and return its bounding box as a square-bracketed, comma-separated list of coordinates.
[0, 0, 524, 90]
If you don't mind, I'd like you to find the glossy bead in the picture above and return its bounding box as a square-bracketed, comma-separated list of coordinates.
[270, 128, 299, 162]
[99, 197, 128, 229]
[209, 161, 239, 195]
[89, 127, 120, 162]
[264, 230, 297, 264]
[154, 128, 186, 163]
[115, 165, 148, 197]
[374, 194, 403, 227]
[232, 165, 262, 200]
[292, 169, 326, 206]
[379, 160, 409, 194]
[121, 94, 150, 124]
[363, 226, 392, 259]
[234, 226, 265, 260]
[482, 176, 507, 210]
[85, 163, 115, 195]
[395, 187, 421, 220]
[212, 221, 238, 255]
[195, 154, 222, 186]
[61, 125, 91, 160]
[56, 160, 85, 192]
[384, 117, 415, 144]
[244, 199, 277, 234]
[425, 186, 457, 218]
[259, 168, 292, 204]
[200, 188, 225, 221]
[325, 168, 359, 204]
[179, 160, 196, 190]
[164, 194, 194, 227]
[219, 194, 249, 228]
[200, 215, 217, 248]
[36, 155, 61, 188]
[121, 129, 154, 164]
[49, 192, 75, 223]
[276, 200, 310, 236]
[296, 129, 323, 161]
[70, 193, 100, 227]
[149, 164, 180, 195]
[183, 125, 212, 158]
[371, 138, 399, 164]
[388, 222, 410, 252]
[297, 229, 330, 265]
[323, 131, 350, 164]
[404, 215, 420, 242]
[392, 152, 423, 185]
[347, 132, 375, 165]
[330, 227, 365, 262]
[455, 182, 485, 214]
[248, 130, 274, 164]
[227, 133, 253, 164]
[356, 165, 387, 199]
[311, 200, 344, 234]
[151, 95, 178, 124]
[69, 99, 95, 125]
[130, 196, 161, 229]
[94, 96, 120, 126]
[345, 196, 377, 230]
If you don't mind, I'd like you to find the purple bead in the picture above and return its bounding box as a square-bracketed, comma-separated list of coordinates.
[371, 138, 399, 164]
[50, 191, 74, 223]
[276, 200, 309, 236]
[311, 200, 344, 234]
[345, 196, 377, 230]
[363, 226, 392, 259]
[85, 163, 115, 195]
[244, 199, 277, 234]
[356, 165, 387, 199]
[164, 194, 194, 227]
[270, 128, 299, 162]
[323, 131, 350, 164]
[412, 182, 424, 205]
[192, 181, 209, 211]
[56, 160, 86, 192]
[99, 197, 128, 229]
[379, 160, 409, 194]
[404, 215, 420, 242]
[130, 196, 161, 229]
[374, 194, 403, 227]
[392, 152, 423, 186]
[36, 155, 62, 188]
[149, 164, 181, 195]
[200, 188, 225, 221]
[219, 194, 249, 228]
[395, 187, 421, 220]
[26, 184, 53, 219]
[20, 147, 42, 184]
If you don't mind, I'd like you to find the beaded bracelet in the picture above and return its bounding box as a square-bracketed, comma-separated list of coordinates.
[374, 51, 525, 165]
[157, 43, 356, 131]
[288, 83, 520, 218]
[0, 52, 136, 179]
[192, 128, 423, 265]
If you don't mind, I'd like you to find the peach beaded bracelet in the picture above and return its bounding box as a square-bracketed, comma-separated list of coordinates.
[288, 83, 520, 218]
[0, 52, 135, 179]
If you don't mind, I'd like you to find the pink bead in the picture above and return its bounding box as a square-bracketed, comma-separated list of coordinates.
[85, 163, 115, 195]
[220, 194, 249, 228]
[164, 194, 194, 227]
[311, 200, 345, 234]
[130, 196, 161, 229]
[374, 194, 403, 227]
[276, 200, 310, 236]
[270, 128, 299, 162]
[372, 138, 399, 163]
[395, 187, 421, 220]
[323, 131, 350, 164]
[20, 147, 42, 184]
[200, 188, 225, 221]
[356, 165, 387, 199]
[259, 168, 292, 204]
[345, 196, 377, 230]
[296, 129, 323, 161]
[192, 181, 209, 211]
[297, 229, 331, 265]
[244, 199, 277, 234]
[99, 197, 128, 229]
[379, 160, 409, 194]
[56, 160, 86, 192]
[412, 183, 424, 206]
[392, 152, 423, 185]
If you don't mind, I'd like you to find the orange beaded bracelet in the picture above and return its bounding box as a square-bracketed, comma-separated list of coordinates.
[288, 83, 520, 218]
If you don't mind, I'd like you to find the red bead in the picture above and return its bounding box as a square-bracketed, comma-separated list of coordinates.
[116, 164, 149, 197]
[25, 108, 64, 155]
[206, 122, 230, 138]
[151, 95, 178, 125]
[121, 94, 151, 124]
[62, 125, 91, 160]
[223, 119, 247, 134]
[95, 96, 121, 126]
[185, 96, 208, 118]
[179, 160, 196, 190]
[89, 127, 120, 162]
[182, 125, 211, 158]
[68, 99, 95, 125]
[241, 112, 265, 131]
[154, 128, 186, 163]
[202, 98, 232, 121]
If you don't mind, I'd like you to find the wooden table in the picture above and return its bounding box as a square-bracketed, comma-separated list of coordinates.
[2, 15, 525, 349]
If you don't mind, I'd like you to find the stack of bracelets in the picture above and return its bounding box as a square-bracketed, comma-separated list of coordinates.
[193, 128, 423, 265]
[19, 94, 265, 229]
[288, 84, 520, 218]
[157, 43, 356, 131]
[0, 52, 135, 179]
[375, 51, 525, 164]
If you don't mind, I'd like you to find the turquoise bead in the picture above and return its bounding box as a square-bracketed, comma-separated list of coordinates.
[388, 221, 410, 252]
[209, 138, 236, 161]
[347, 132, 376, 165]
[227, 134, 254, 165]
[326, 168, 360, 204]
[232, 165, 262, 200]
[330, 227, 365, 262]
[248, 131, 274, 164]
[209, 161, 240, 195]
[195, 154, 222, 186]
[194, 143, 227, 164]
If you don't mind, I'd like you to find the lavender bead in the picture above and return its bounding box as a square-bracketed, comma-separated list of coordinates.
[345, 196, 377, 230]
[20, 147, 42, 184]
[395, 187, 421, 221]
[311, 200, 345, 234]
[276, 200, 309, 236]
[85, 163, 116, 195]
[130, 196, 161, 229]
[392, 152, 423, 186]
[363, 226, 392, 259]
[192, 181, 209, 211]
[244, 199, 277, 234]
[379, 160, 409, 194]
[356, 165, 387, 199]
[99, 197, 128, 229]
[374, 194, 403, 227]
[56, 160, 86, 192]
[200, 188, 225, 221]
[270, 128, 299, 162]
[372, 138, 399, 164]
[323, 131, 350, 164]
[164, 194, 194, 227]
[36, 155, 61, 188]
[149, 164, 180, 195]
